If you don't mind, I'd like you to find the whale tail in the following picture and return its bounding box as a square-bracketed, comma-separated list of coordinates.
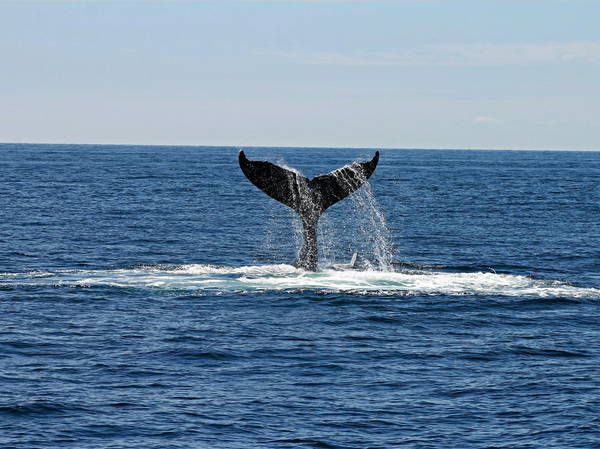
[239, 150, 380, 271]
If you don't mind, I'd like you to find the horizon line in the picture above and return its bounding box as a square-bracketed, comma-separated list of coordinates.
[0, 141, 598, 152]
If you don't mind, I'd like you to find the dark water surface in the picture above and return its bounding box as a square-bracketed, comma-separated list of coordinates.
[1, 144, 599, 448]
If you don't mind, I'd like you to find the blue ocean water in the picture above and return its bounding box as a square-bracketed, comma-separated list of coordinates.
[1, 143, 599, 449]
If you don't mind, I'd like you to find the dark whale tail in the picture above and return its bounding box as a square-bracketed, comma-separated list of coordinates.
[239, 150, 380, 271]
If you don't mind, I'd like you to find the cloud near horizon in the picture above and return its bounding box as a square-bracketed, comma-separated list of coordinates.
[263, 41, 600, 67]
[473, 116, 501, 124]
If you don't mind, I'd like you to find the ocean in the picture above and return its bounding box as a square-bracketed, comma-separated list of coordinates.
[1, 143, 599, 448]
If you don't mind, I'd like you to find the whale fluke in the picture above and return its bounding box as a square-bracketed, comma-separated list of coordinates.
[239, 151, 380, 271]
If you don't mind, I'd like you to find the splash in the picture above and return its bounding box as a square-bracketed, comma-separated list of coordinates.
[2, 265, 599, 299]
[340, 173, 394, 271]
[316, 158, 394, 271]
[272, 155, 394, 271]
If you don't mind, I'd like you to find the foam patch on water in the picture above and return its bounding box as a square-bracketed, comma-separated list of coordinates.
[2, 264, 599, 299]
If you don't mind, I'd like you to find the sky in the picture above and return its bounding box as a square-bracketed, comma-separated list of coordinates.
[0, 0, 599, 150]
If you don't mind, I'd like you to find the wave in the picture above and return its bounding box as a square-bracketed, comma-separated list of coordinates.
[0, 401, 87, 416]
[1, 264, 599, 299]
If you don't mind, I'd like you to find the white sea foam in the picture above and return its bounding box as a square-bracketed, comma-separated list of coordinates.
[2, 264, 599, 299]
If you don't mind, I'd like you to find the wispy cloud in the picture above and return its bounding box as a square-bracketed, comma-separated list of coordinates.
[263, 41, 600, 67]
[473, 116, 501, 124]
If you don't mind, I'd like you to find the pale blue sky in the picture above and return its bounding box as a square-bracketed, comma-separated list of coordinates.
[1, 0, 599, 149]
